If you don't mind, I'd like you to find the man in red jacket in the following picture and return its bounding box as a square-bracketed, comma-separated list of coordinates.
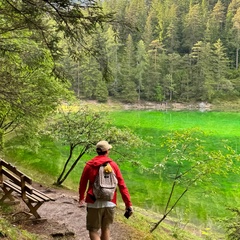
[79, 140, 133, 240]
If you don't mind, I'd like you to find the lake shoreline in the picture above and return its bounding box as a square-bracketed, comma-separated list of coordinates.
[122, 101, 212, 111]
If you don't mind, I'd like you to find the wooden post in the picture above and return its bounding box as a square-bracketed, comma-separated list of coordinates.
[20, 175, 27, 200]
[0, 162, 3, 184]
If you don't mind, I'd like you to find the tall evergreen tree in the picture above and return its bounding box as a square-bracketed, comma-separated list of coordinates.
[163, 53, 183, 101]
[145, 40, 166, 102]
[208, 0, 226, 43]
[105, 26, 122, 97]
[80, 55, 102, 99]
[102, 0, 129, 44]
[183, 4, 206, 52]
[125, 0, 147, 42]
[190, 41, 213, 100]
[95, 80, 109, 102]
[212, 39, 232, 97]
[231, 7, 240, 68]
[136, 40, 149, 101]
[164, 3, 180, 53]
[225, 0, 239, 65]
[119, 34, 138, 103]
[143, 12, 154, 50]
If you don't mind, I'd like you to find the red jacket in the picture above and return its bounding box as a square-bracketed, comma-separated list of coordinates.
[79, 155, 132, 208]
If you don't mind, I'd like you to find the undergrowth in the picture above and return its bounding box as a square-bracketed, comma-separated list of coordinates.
[0, 205, 39, 240]
[115, 204, 205, 240]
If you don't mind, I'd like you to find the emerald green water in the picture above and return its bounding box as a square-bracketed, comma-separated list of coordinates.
[5, 110, 240, 226]
[108, 111, 240, 225]
[110, 111, 240, 137]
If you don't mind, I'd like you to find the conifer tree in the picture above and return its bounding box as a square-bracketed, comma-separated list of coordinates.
[190, 41, 213, 100]
[212, 39, 232, 97]
[183, 4, 205, 52]
[145, 40, 165, 101]
[125, 0, 147, 42]
[208, 0, 226, 43]
[119, 34, 138, 103]
[105, 26, 122, 97]
[136, 40, 149, 101]
[232, 7, 240, 68]
[143, 12, 154, 50]
[164, 3, 180, 53]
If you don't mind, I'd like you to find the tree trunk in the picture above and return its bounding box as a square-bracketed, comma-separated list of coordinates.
[0, 130, 3, 151]
[55, 146, 89, 185]
[236, 48, 239, 69]
[55, 144, 74, 185]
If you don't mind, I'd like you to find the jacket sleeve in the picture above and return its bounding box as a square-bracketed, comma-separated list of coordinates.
[79, 164, 89, 201]
[112, 162, 132, 208]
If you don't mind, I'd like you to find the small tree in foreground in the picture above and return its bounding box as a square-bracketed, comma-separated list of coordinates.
[48, 106, 145, 185]
[150, 128, 240, 233]
[225, 208, 240, 240]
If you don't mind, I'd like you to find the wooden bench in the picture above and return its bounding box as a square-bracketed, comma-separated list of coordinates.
[0, 159, 54, 219]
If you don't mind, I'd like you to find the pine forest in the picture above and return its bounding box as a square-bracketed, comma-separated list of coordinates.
[66, 0, 240, 104]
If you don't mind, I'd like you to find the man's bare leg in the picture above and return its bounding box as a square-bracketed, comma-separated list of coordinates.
[101, 228, 110, 240]
[89, 231, 100, 240]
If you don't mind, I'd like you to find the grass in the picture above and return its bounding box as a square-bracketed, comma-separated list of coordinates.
[115, 203, 209, 240]
[0, 204, 39, 240]
[3, 110, 240, 238]
[110, 111, 240, 223]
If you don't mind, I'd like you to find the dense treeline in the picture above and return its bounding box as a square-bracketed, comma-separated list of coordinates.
[0, 0, 113, 147]
[68, 0, 240, 103]
[1, 0, 240, 146]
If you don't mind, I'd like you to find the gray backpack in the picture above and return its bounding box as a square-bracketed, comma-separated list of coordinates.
[93, 163, 118, 201]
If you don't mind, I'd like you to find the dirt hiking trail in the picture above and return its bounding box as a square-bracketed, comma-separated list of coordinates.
[8, 183, 139, 240]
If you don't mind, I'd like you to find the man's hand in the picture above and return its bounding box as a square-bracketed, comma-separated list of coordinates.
[128, 206, 133, 216]
[124, 206, 133, 218]
[79, 199, 86, 208]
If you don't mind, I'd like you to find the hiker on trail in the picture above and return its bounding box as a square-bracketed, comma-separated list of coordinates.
[79, 140, 133, 240]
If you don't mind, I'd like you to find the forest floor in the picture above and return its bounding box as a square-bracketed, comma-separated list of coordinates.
[2, 183, 142, 240]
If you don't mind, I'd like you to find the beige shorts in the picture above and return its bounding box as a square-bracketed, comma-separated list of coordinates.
[86, 207, 115, 232]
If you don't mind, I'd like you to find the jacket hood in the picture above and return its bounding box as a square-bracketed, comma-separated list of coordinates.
[86, 155, 113, 167]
